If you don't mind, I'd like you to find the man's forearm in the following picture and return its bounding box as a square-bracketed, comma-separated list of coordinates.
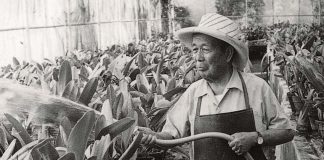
[260, 129, 295, 146]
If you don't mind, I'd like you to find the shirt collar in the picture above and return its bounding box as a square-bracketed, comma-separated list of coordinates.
[194, 68, 243, 98]
[226, 68, 243, 91]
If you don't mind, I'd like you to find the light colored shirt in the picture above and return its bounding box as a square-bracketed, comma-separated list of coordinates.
[162, 68, 292, 159]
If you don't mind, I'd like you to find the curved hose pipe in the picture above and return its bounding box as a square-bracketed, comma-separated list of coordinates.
[153, 132, 254, 160]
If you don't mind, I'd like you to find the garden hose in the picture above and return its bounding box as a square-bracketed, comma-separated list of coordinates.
[153, 132, 254, 160]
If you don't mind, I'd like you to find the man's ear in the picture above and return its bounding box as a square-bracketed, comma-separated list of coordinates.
[225, 47, 234, 62]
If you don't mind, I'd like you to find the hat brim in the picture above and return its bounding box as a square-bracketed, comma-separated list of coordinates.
[175, 27, 249, 70]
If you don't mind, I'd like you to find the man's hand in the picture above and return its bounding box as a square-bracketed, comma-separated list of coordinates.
[136, 126, 157, 145]
[228, 132, 258, 155]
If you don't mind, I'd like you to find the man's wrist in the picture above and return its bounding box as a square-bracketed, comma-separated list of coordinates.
[252, 132, 259, 145]
[255, 131, 264, 145]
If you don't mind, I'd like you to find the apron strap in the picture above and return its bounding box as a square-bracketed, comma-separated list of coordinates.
[196, 96, 202, 116]
[238, 71, 251, 109]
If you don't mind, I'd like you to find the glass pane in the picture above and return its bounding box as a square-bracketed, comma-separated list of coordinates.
[0, 0, 24, 29]
[273, 0, 299, 23]
[0, 30, 25, 65]
[46, 0, 67, 26]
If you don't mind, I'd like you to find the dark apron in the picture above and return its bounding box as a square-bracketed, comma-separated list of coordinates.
[193, 72, 267, 160]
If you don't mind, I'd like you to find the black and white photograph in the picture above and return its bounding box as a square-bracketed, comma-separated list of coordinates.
[0, 0, 323, 159]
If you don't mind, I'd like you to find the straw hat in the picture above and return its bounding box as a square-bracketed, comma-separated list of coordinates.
[175, 13, 248, 70]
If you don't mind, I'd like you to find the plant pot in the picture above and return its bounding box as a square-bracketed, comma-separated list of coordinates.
[316, 120, 324, 138]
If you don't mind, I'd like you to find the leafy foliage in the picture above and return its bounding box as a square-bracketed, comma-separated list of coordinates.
[0, 34, 195, 159]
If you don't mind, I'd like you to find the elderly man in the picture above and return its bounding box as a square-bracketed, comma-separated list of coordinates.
[140, 13, 294, 160]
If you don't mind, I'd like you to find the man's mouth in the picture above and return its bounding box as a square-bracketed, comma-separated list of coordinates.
[197, 66, 206, 71]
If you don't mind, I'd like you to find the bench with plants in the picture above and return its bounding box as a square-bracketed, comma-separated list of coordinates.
[267, 22, 324, 149]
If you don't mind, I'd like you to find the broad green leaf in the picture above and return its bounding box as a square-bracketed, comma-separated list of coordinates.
[91, 135, 112, 160]
[156, 99, 171, 108]
[132, 101, 149, 127]
[119, 132, 143, 160]
[136, 74, 149, 93]
[166, 77, 176, 92]
[113, 93, 124, 119]
[1, 139, 16, 159]
[89, 65, 105, 79]
[295, 56, 324, 91]
[107, 84, 116, 108]
[55, 132, 65, 147]
[34, 62, 44, 72]
[59, 117, 72, 146]
[78, 77, 98, 105]
[119, 93, 131, 120]
[55, 147, 67, 157]
[30, 139, 59, 160]
[71, 66, 79, 80]
[119, 79, 129, 96]
[80, 66, 89, 78]
[160, 80, 166, 95]
[129, 68, 140, 81]
[0, 126, 8, 150]
[177, 55, 187, 66]
[9, 140, 39, 160]
[62, 81, 79, 101]
[58, 152, 76, 160]
[101, 100, 114, 125]
[95, 115, 108, 139]
[138, 84, 148, 94]
[152, 71, 158, 87]
[85, 144, 92, 158]
[0, 123, 14, 143]
[129, 91, 147, 99]
[138, 53, 145, 69]
[302, 35, 316, 51]
[58, 60, 72, 95]
[62, 80, 74, 98]
[44, 58, 55, 65]
[29, 139, 48, 159]
[123, 55, 137, 76]
[12, 57, 20, 67]
[38, 141, 60, 160]
[67, 111, 96, 160]
[163, 87, 186, 101]
[95, 117, 135, 140]
[156, 51, 165, 95]
[4, 114, 32, 145]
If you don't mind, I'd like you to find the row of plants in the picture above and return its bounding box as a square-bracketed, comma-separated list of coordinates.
[267, 22, 324, 146]
[0, 34, 198, 159]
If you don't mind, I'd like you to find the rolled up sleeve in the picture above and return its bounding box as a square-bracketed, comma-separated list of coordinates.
[262, 83, 293, 130]
[162, 90, 191, 139]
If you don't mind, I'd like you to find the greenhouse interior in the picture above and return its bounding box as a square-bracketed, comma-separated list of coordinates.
[0, 0, 324, 160]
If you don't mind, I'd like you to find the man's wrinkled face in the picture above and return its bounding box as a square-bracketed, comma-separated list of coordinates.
[192, 34, 230, 81]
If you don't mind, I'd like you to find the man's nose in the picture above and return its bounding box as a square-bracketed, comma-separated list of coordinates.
[195, 51, 204, 62]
